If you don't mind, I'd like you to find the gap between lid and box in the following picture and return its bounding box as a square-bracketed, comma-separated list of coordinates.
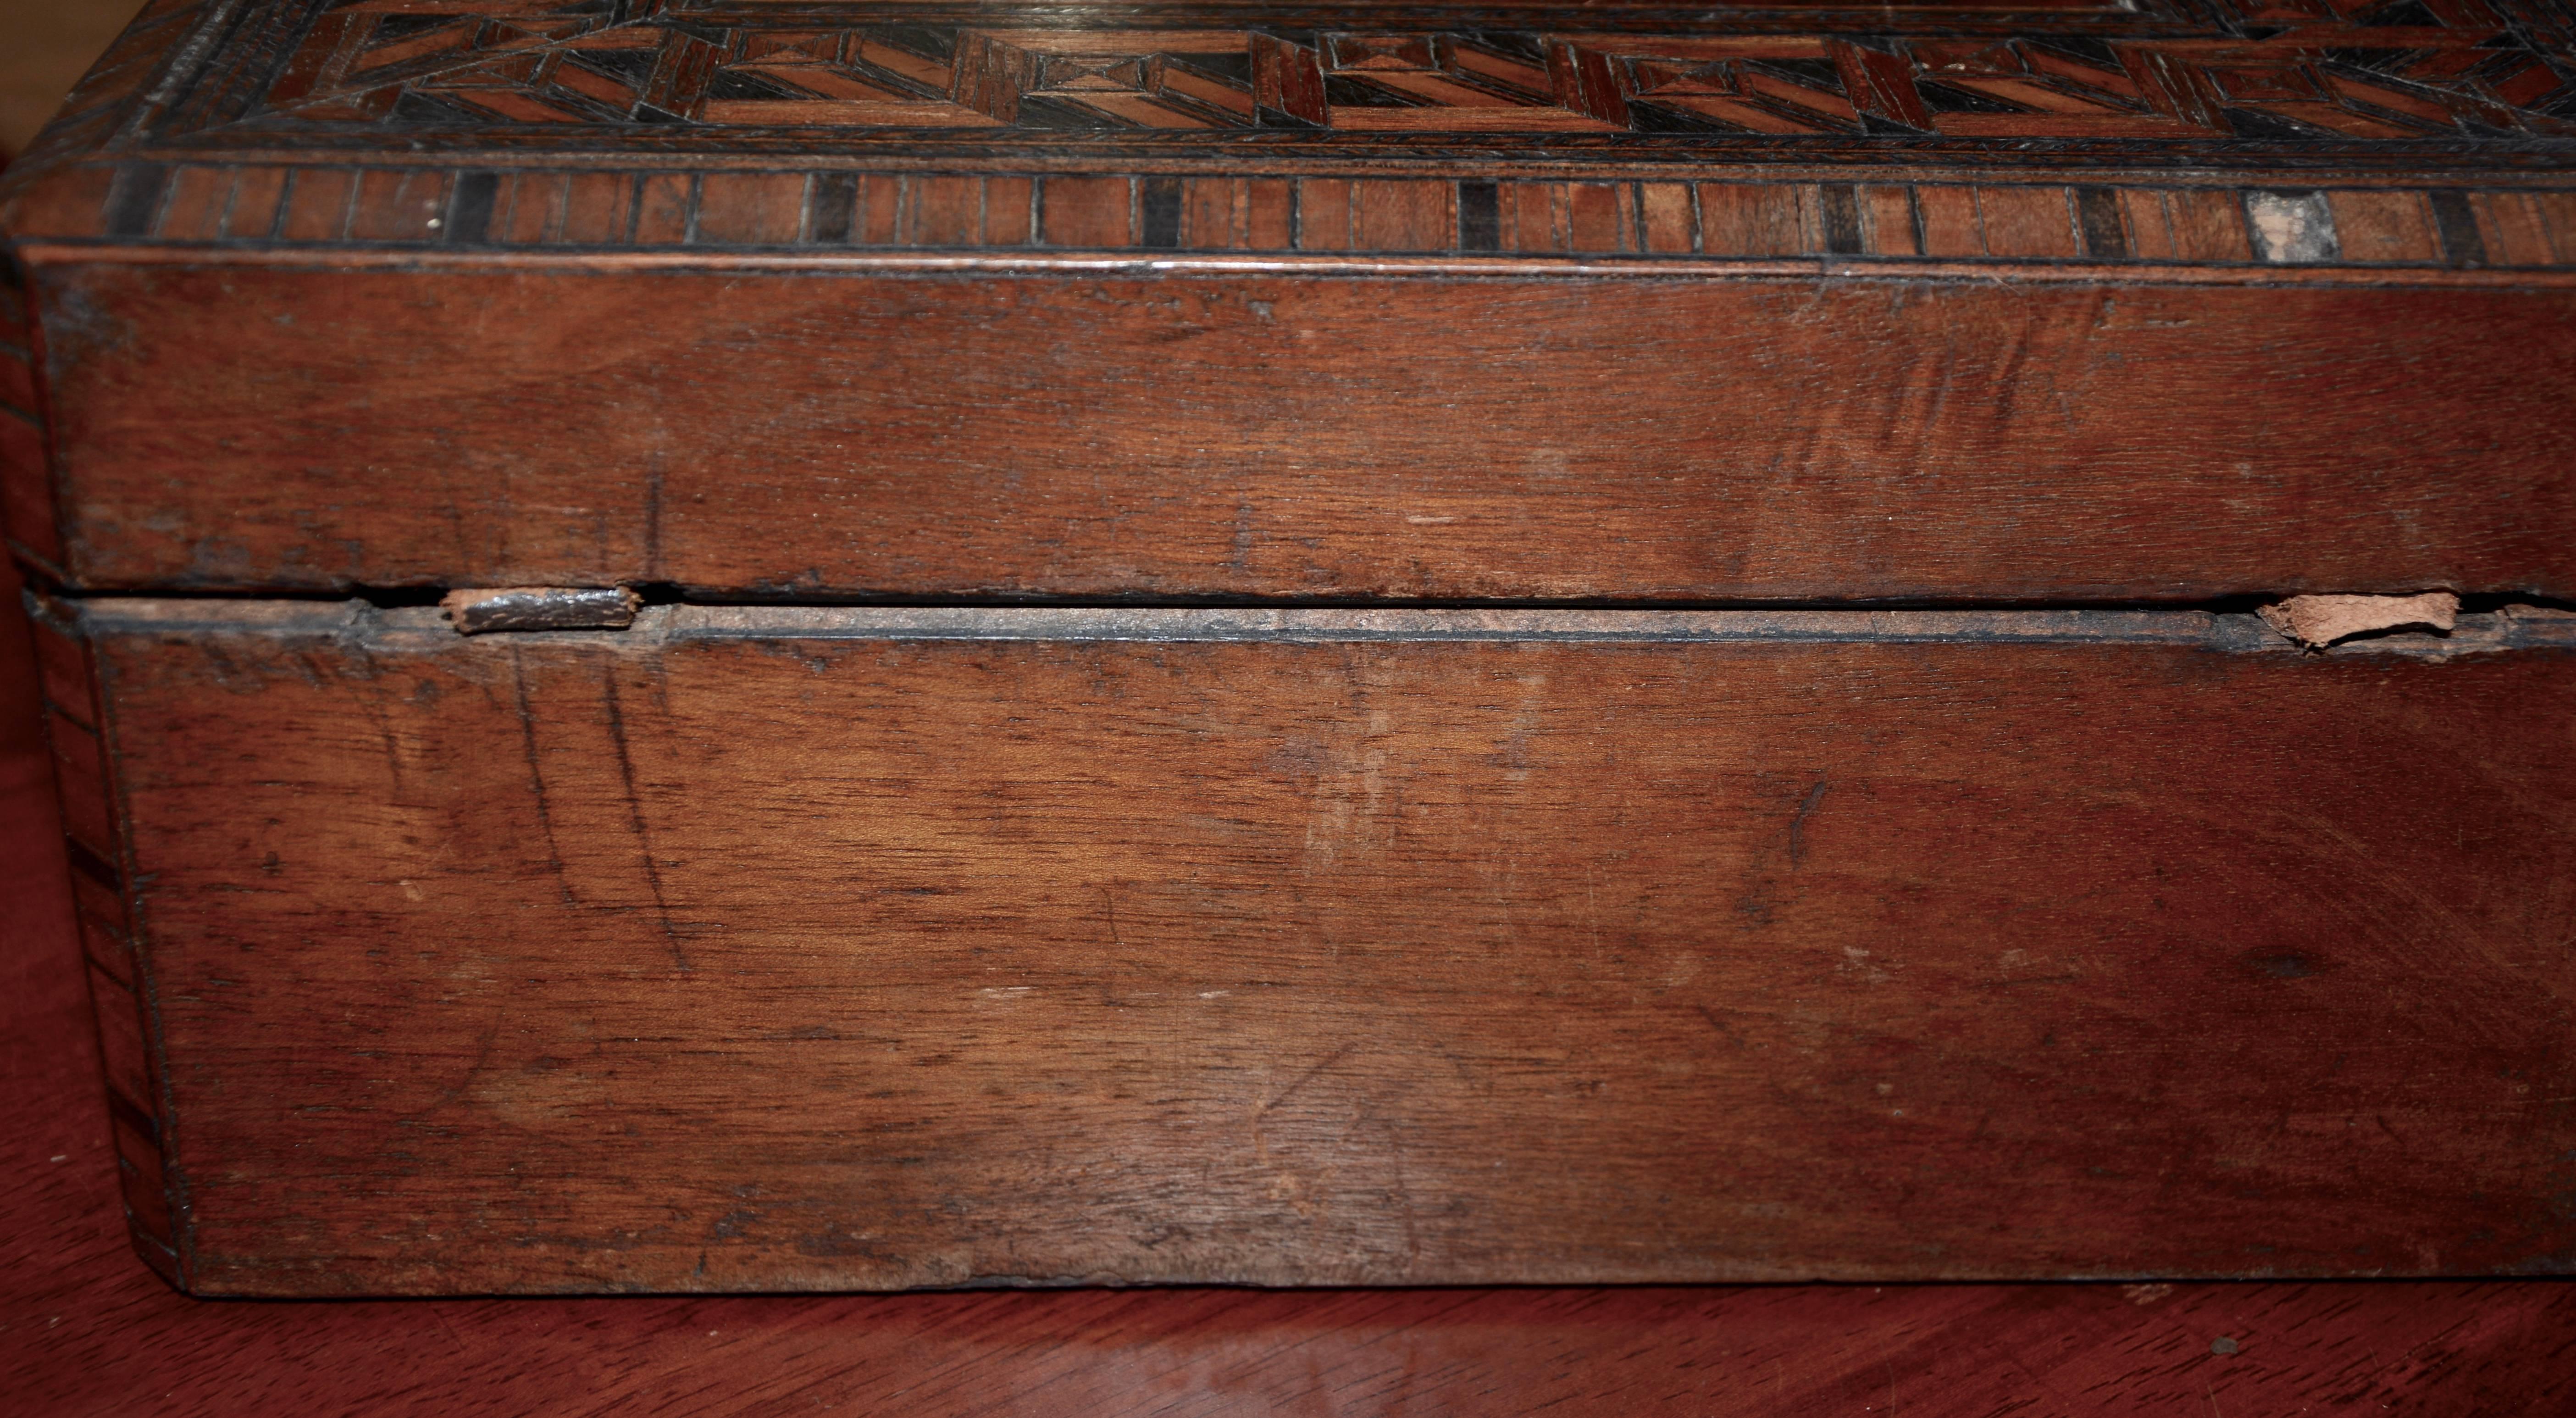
[40, 584, 2576, 659]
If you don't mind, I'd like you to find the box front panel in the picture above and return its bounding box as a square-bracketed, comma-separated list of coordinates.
[82, 604, 2576, 1293]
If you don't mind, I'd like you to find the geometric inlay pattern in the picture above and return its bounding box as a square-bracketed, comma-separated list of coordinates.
[239, 1, 2576, 146]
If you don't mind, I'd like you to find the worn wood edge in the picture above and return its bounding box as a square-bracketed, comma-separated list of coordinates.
[180, 1266, 2576, 1302]
[662, 605, 2278, 647]
[0, 254, 67, 581]
[55, 599, 2576, 658]
[18, 588, 188, 1292]
[15, 241, 2576, 290]
[37, 146, 2576, 188]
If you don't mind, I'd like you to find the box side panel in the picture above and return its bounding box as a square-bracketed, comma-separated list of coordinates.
[0, 261, 64, 577]
[26, 593, 183, 1286]
[30, 263, 2576, 602]
[90, 608, 2576, 1294]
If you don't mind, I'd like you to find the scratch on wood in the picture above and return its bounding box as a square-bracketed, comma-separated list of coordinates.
[1260, 1043, 1355, 1115]
[343, 645, 405, 793]
[1790, 777, 1829, 866]
[601, 666, 690, 973]
[508, 645, 575, 908]
[1696, 1005, 1746, 1048]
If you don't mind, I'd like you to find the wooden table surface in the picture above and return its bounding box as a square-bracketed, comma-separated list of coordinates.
[3, 567, 2574, 1414]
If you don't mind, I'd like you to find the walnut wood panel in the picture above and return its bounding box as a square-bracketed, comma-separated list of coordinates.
[66, 600, 2576, 1294]
[18, 262, 2576, 600]
[5, 602, 2574, 1418]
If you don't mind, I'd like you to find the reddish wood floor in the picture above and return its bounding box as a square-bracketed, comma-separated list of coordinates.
[4, 558, 2573, 1413]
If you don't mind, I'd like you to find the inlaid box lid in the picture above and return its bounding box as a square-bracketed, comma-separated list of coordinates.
[15, 1, 2576, 254]
[2, 1, 2573, 601]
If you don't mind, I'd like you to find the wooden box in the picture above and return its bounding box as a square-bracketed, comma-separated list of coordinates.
[4, 0, 2575, 1296]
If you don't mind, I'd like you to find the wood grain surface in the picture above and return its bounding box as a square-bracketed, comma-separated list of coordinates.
[11, 6, 2576, 1403]
[17, 261, 2576, 600]
[9, 577, 2576, 1412]
[52, 597, 2576, 1294]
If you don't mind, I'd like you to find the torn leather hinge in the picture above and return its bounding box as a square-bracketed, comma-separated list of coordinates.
[440, 587, 641, 635]
[2258, 591, 2458, 649]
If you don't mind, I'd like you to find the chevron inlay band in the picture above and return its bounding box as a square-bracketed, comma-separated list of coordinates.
[135, 1, 2576, 156]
